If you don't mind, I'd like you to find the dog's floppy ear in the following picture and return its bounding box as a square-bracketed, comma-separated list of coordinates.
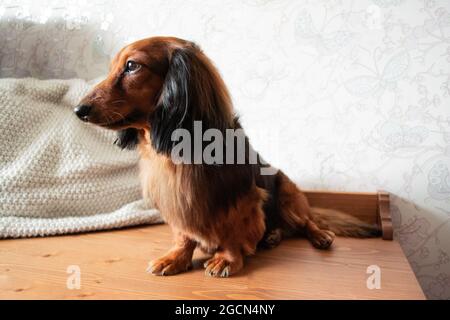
[114, 128, 139, 150]
[149, 44, 233, 155]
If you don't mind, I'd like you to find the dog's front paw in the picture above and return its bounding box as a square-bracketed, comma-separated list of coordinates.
[203, 254, 243, 278]
[204, 257, 231, 278]
[147, 256, 192, 276]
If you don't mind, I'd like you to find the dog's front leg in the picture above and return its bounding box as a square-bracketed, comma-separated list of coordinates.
[147, 231, 196, 276]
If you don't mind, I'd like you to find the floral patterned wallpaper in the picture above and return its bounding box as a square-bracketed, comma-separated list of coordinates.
[0, 0, 449, 299]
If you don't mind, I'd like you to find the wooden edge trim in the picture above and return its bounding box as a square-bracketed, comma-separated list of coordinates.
[377, 191, 393, 240]
[303, 189, 377, 196]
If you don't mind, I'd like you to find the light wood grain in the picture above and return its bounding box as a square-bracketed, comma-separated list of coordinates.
[0, 224, 424, 300]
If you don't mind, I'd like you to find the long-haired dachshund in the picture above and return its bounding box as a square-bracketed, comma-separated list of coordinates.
[75, 37, 379, 277]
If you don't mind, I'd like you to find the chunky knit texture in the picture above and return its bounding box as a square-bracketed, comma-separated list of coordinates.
[0, 78, 162, 238]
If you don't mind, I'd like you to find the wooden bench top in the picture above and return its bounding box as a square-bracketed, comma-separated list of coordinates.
[0, 223, 424, 299]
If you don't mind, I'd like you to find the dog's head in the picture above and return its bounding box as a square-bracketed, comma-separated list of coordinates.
[75, 36, 233, 153]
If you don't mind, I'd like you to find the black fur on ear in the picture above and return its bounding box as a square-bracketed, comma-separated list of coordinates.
[114, 128, 139, 150]
[149, 44, 233, 156]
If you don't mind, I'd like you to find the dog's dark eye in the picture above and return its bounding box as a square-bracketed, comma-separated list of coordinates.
[125, 60, 141, 73]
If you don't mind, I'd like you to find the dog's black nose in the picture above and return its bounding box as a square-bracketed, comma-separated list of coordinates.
[74, 105, 92, 122]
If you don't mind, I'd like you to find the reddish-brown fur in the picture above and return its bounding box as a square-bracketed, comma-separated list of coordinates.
[77, 36, 380, 277]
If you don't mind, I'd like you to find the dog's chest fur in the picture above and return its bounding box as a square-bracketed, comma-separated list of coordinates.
[138, 140, 189, 224]
[137, 130, 222, 247]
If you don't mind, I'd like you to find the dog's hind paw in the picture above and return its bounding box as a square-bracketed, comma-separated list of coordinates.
[309, 229, 335, 249]
[261, 228, 283, 249]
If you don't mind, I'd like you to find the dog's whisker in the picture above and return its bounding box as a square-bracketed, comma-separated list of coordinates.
[111, 100, 127, 105]
[109, 110, 127, 121]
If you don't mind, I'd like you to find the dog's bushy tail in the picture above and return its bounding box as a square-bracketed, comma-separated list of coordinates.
[309, 207, 381, 237]
[276, 171, 380, 238]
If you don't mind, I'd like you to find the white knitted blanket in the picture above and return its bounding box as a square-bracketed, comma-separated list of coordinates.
[0, 78, 162, 238]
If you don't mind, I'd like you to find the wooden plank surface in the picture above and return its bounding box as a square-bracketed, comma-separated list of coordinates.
[0, 224, 424, 300]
